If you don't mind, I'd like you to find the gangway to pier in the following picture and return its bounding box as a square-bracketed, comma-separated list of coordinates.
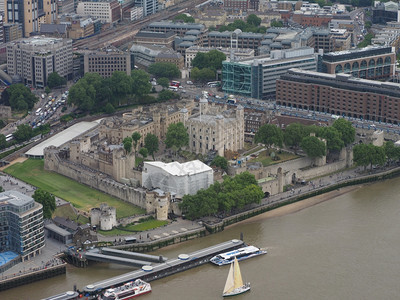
[83, 252, 152, 268]
[83, 239, 245, 295]
[100, 248, 167, 263]
[83, 247, 167, 267]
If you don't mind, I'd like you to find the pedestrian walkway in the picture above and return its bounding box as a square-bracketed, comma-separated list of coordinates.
[96, 218, 204, 243]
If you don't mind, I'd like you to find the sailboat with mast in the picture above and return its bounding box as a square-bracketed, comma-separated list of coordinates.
[222, 257, 251, 297]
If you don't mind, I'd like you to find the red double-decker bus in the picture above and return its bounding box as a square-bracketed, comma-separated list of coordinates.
[170, 80, 180, 87]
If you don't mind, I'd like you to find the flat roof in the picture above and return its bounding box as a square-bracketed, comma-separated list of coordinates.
[144, 160, 212, 176]
[45, 223, 72, 237]
[0, 190, 33, 207]
[25, 121, 100, 157]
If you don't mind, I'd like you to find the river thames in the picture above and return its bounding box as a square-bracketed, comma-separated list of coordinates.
[2, 177, 400, 300]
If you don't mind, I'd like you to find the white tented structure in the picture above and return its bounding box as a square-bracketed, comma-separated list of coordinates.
[142, 160, 213, 197]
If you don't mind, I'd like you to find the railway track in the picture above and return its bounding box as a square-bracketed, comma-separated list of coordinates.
[73, 0, 208, 50]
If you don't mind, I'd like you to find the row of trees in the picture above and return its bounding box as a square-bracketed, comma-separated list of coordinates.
[216, 15, 267, 34]
[123, 132, 159, 160]
[127, 122, 189, 161]
[0, 123, 50, 152]
[68, 71, 153, 113]
[254, 119, 355, 159]
[353, 141, 400, 171]
[179, 172, 264, 220]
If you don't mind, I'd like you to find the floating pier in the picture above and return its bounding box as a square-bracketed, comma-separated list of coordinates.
[84, 239, 244, 296]
[46, 240, 245, 299]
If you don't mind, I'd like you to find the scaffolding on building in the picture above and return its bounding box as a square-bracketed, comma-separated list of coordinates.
[222, 61, 252, 97]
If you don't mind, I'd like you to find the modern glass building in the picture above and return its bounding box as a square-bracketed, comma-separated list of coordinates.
[0, 191, 44, 261]
[222, 47, 318, 99]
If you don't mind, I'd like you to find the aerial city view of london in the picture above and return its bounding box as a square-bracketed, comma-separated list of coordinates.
[1, 0, 400, 298]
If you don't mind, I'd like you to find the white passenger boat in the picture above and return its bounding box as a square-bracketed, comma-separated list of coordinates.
[210, 245, 267, 266]
[222, 257, 250, 297]
[100, 279, 151, 300]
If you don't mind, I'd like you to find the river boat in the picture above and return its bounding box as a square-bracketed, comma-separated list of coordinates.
[100, 279, 151, 300]
[222, 257, 250, 297]
[210, 245, 266, 266]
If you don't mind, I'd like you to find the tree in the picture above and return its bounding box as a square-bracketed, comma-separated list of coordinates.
[179, 172, 263, 220]
[192, 50, 226, 71]
[123, 137, 132, 154]
[247, 14, 261, 27]
[144, 133, 159, 160]
[47, 72, 67, 89]
[211, 155, 228, 170]
[254, 124, 283, 148]
[158, 90, 179, 101]
[0, 84, 38, 111]
[358, 33, 374, 48]
[0, 134, 6, 149]
[165, 122, 189, 152]
[157, 77, 170, 88]
[148, 62, 180, 79]
[284, 123, 307, 151]
[318, 126, 344, 152]
[68, 79, 96, 111]
[132, 132, 141, 152]
[384, 141, 400, 164]
[13, 124, 33, 142]
[110, 71, 133, 99]
[301, 136, 326, 159]
[32, 189, 56, 219]
[354, 143, 386, 171]
[270, 20, 283, 27]
[190, 67, 215, 82]
[131, 69, 152, 97]
[45, 86, 51, 94]
[139, 147, 148, 160]
[173, 14, 195, 23]
[332, 118, 355, 146]
[104, 103, 115, 114]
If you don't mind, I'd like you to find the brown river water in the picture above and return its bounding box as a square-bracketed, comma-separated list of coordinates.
[2, 178, 400, 300]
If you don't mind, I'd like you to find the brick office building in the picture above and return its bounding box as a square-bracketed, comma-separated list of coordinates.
[276, 68, 400, 124]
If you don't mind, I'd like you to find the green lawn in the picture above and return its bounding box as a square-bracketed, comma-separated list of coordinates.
[98, 219, 169, 236]
[250, 150, 299, 167]
[4, 159, 145, 218]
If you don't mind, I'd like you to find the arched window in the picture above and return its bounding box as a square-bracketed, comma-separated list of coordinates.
[385, 56, 392, 65]
[352, 62, 359, 70]
[335, 65, 343, 73]
[377, 58, 383, 66]
[344, 63, 351, 72]
[369, 59, 375, 67]
[360, 60, 367, 69]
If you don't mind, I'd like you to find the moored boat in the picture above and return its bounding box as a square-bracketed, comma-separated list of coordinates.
[210, 245, 266, 266]
[100, 279, 151, 300]
[222, 257, 250, 297]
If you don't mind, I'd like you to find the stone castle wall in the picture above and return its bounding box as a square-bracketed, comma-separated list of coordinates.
[44, 147, 147, 208]
[229, 147, 352, 186]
